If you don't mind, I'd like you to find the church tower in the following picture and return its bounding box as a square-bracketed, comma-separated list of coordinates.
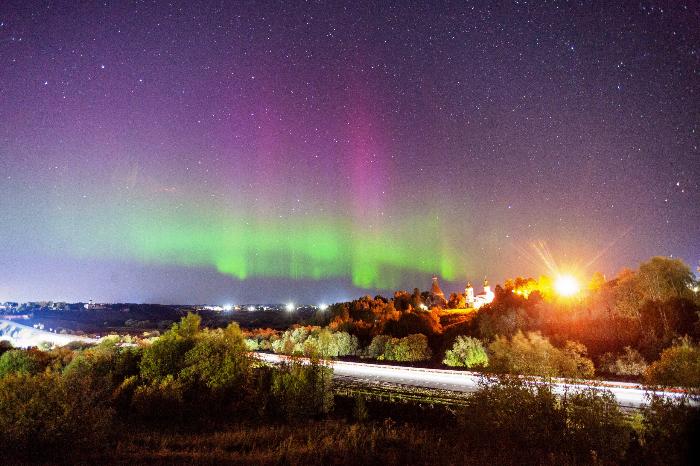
[430, 275, 446, 302]
[465, 281, 475, 307]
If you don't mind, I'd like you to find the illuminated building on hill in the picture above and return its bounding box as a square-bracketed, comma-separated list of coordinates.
[466, 279, 494, 309]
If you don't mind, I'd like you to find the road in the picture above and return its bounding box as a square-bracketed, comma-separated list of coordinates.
[254, 352, 694, 408]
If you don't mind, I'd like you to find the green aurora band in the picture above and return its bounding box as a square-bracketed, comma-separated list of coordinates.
[46, 190, 460, 290]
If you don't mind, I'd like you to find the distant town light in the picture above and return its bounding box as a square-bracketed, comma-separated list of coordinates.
[247, 305, 256, 312]
[285, 303, 295, 312]
[223, 304, 233, 312]
[318, 303, 329, 311]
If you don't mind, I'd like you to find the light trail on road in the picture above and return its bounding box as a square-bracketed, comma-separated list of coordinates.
[0, 319, 98, 348]
[254, 352, 695, 408]
[0, 319, 693, 409]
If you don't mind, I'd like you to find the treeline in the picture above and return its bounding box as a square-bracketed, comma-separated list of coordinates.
[304, 256, 700, 387]
[0, 315, 698, 464]
[245, 326, 433, 362]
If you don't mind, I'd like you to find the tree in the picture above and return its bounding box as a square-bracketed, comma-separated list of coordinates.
[316, 328, 339, 357]
[557, 341, 595, 379]
[139, 314, 201, 382]
[0, 349, 40, 377]
[179, 323, 251, 393]
[171, 312, 202, 339]
[366, 335, 390, 359]
[637, 256, 696, 303]
[334, 331, 359, 356]
[608, 258, 697, 321]
[600, 346, 648, 377]
[443, 336, 488, 369]
[588, 272, 607, 292]
[447, 292, 466, 309]
[383, 334, 432, 362]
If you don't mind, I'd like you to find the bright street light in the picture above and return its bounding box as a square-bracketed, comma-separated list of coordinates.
[285, 303, 295, 312]
[554, 275, 580, 297]
[318, 303, 329, 311]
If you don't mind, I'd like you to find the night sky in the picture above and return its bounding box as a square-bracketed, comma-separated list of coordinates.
[1, 1, 698, 305]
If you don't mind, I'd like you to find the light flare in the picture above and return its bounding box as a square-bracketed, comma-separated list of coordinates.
[554, 275, 580, 297]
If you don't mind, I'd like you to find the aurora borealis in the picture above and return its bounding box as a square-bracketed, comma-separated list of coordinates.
[1, 2, 698, 304]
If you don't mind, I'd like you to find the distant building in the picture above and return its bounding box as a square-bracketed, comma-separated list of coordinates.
[84, 300, 107, 310]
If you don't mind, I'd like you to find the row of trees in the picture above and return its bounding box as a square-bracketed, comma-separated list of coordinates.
[245, 326, 433, 362]
[441, 330, 700, 387]
[248, 326, 359, 358]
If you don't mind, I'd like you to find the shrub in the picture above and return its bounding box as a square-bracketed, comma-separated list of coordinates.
[461, 379, 630, 463]
[645, 338, 700, 388]
[131, 374, 185, 421]
[638, 395, 700, 465]
[244, 337, 259, 350]
[139, 332, 193, 382]
[562, 388, 631, 461]
[443, 336, 489, 368]
[63, 341, 141, 390]
[270, 359, 333, 420]
[489, 331, 594, 378]
[0, 372, 113, 458]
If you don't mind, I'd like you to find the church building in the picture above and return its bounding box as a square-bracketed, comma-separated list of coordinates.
[465, 280, 495, 309]
[428, 275, 494, 309]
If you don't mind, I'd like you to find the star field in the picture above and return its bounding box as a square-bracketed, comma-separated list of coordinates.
[0, 1, 698, 304]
